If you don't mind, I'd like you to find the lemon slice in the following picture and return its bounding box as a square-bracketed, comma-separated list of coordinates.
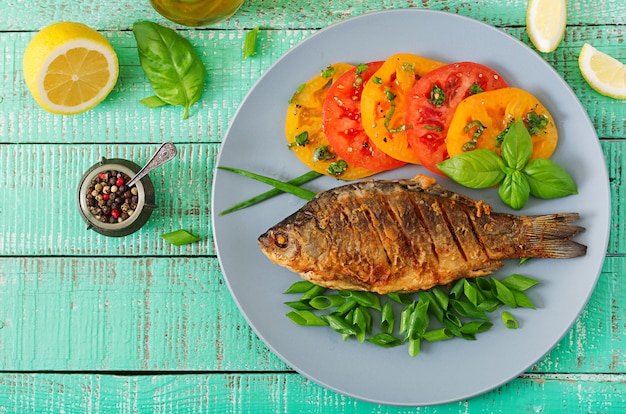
[526, 0, 567, 53]
[23, 22, 119, 115]
[578, 43, 626, 100]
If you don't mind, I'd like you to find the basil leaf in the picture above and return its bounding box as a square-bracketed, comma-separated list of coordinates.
[140, 95, 168, 108]
[501, 119, 533, 170]
[437, 149, 505, 188]
[133, 21, 206, 119]
[499, 171, 530, 210]
[523, 158, 578, 199]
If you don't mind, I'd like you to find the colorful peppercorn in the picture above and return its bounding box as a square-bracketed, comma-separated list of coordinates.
[85, 170, 139, 224]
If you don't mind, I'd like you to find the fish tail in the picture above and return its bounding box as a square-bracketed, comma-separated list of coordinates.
[523, 213, 587, 258]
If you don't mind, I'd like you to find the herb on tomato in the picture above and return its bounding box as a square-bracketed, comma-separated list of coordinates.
[288, 83, 306, 104]
[133, 21, 206, 120]
[469, 83, 484, 95]
[327, 160, 348, 176]
[353, 63, 368, 88]
[424, 125, 443, 131]
[462, 120, 486, 151]
[429, 84, 445, 107]
[288, 131, 309, 148]
[313, 145, 335, 162]
[438, 118, 577, 209]
[381, 86, 411, 133]
[321, 65, 336, 78]
[526, 111, 549, 134]
[401, 62, 415, 73]
[372, 76, 383, 84]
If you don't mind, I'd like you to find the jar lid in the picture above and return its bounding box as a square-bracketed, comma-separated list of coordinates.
[77, 157, 157, 237]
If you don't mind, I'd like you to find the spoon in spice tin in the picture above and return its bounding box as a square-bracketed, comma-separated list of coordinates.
[127, 142, 178, 187]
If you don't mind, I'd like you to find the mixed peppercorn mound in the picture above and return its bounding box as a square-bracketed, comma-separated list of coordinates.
[85, 170, 139, 224]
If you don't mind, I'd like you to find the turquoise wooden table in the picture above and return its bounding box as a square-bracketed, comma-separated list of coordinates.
[0, 0, 625, 411]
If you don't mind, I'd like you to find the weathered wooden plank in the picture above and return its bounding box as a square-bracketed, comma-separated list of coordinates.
[0, 27, 624, 145]
[0, 257, 287, 371]
[0, 256, 624, 373]
[0, 372, 624, 412]
[0, 0, 624, 31]
[0, 140, 623, 257]
[0, 144, 219, 256]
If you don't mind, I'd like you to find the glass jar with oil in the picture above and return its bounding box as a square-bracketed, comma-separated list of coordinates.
[149, 0, 244, 27]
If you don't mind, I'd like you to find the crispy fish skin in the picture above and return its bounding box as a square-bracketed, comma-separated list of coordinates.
[258, 174, 586, 294]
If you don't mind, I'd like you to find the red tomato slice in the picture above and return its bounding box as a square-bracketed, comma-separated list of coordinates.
[406, 62, 509, 175]
[322, 61, 406, 172]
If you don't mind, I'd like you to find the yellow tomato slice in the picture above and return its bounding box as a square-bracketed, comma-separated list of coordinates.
[285, 63, 378, 180]
[446, 87, 558, 160]
[360, 53, 445, 164]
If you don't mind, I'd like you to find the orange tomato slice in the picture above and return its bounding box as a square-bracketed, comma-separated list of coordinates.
[285, 63, 378, 180]
[360, 53, 445, 164]
[446, 87, 558, 160]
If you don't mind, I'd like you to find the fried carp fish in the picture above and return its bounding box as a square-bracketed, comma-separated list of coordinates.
[258, 174, 586, 294]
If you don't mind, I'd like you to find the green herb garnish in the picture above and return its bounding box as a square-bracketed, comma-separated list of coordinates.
[219, 170, 322, 215]
[327, 160, 348, 176]
[243, 26, 260, 59]
[429, 84, 445, 106]
[133, 21, 206, 120]
[218, 166, 317, 200]
[161, 229, 201, 246]
[284, 274, 539, 357]
[437, 118, 577, 210]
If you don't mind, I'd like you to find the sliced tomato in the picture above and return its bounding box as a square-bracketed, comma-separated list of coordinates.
[405, 62, 509, 175]
[285, 63, 378, 180]
[322, 61, 406, 172]
[446, 87, 558, 160]
[360, 53, 445, 164]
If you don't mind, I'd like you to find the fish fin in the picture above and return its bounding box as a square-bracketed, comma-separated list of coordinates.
[524, 213, 587, 258]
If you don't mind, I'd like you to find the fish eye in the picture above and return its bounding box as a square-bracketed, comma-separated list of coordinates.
[274, 232, 289, 248]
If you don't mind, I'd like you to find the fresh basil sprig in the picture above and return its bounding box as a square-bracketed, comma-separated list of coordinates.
[437, 118, 577, 209]
[132, 21, 206, 119]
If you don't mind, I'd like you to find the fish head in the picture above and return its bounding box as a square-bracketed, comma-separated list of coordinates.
[258, 225, 303, 266]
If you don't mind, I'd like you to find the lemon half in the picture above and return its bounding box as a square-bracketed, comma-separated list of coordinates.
[526, 0, 567, 53]
[579, 43, 626, 100]
[23, 22, 119, 115]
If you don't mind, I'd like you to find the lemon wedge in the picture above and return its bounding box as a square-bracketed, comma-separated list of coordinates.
[526, 0, 567, 53]
[23, 22, 119, 115]
[578, 43, 626, 100]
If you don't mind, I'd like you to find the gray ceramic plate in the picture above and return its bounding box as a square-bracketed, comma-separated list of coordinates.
[212, 9, 610, 406]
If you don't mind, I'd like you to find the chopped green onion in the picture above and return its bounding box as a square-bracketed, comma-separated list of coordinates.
[287, 310, 328, 326]
[331, 299, 358, 317]
[309, 294, 346, 310]
[380, 302, 395, 334]
[219, 170, 322, 215]
[160, 229, 201, 246]
[459, 321, 493, 335]
[423, 328, 454, 342]
[283, 280, 316, 294]
[502, 311, 519, 329]
[284, 300, 314, 311]
[299, 284, 326, 301]
[243, 26, 259, 59]
[492, 278, 517, 308]
[500, 274, 539, 291]
[322, 314, 358, 336]
[218, 166, 318, 201]
[367, 333, 403, 348]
